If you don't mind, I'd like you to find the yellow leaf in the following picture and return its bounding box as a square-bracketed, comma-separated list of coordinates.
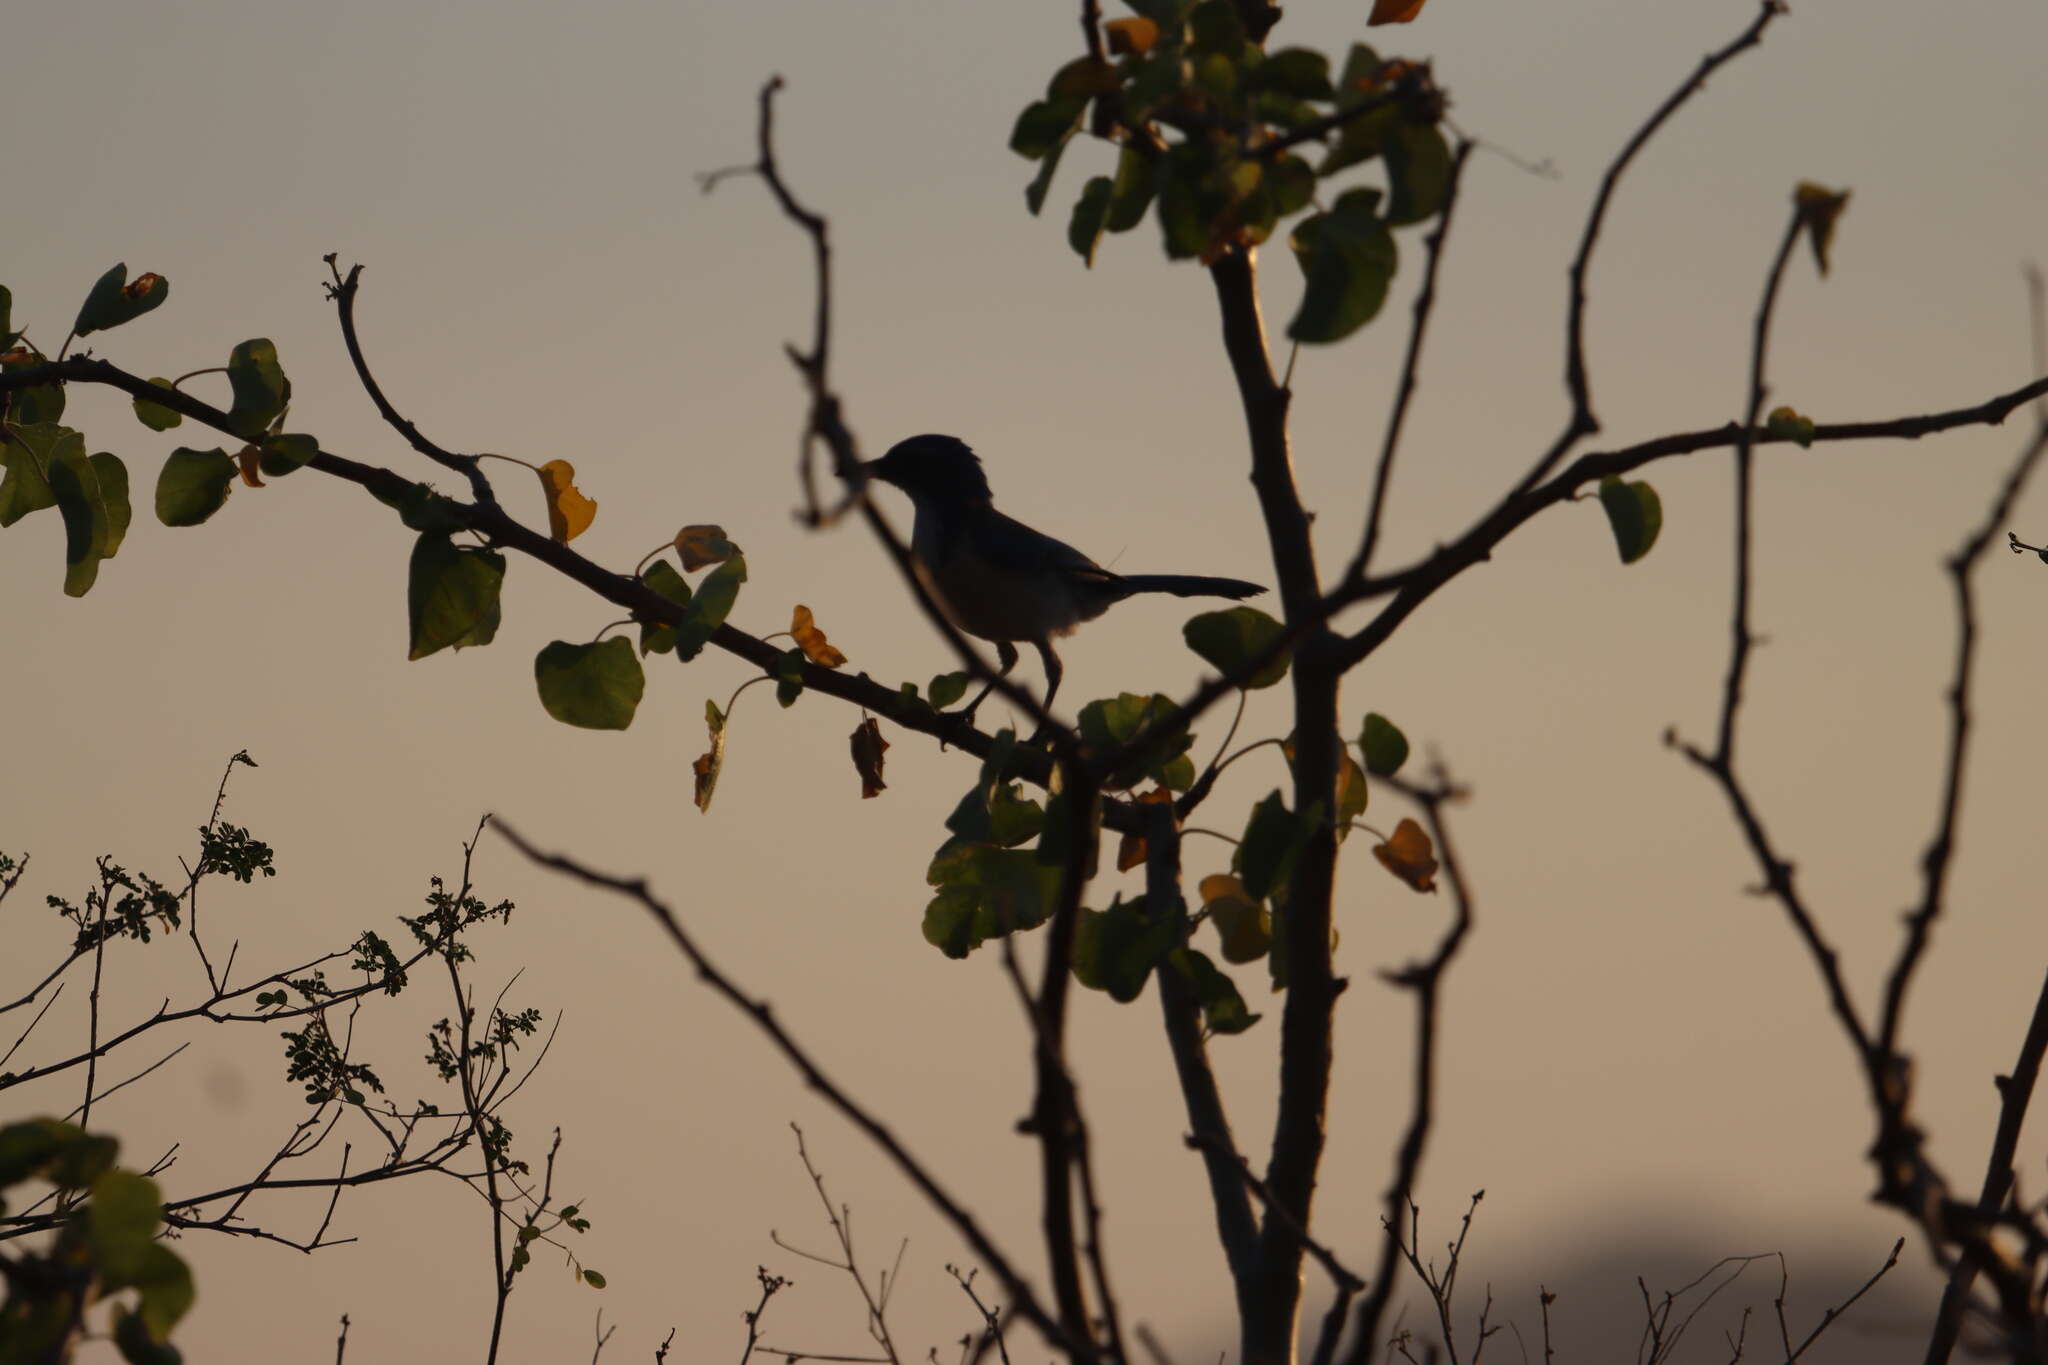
[1115, 787, 1176, 872]
[790, 605, 848, 668]
[234, 445, 265, 488]
[676, 524, 737, 571]
[851, 715, 889, 799]
[1372, 817, 1438, 893]
[1368, 0, 1427, 25]
[1793, 182, 1850, 277]
[1104, 17, 1159, 55]
[536, 459, 597, 543]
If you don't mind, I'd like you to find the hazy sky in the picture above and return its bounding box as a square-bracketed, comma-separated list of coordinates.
[6, 1, 2048, 1360]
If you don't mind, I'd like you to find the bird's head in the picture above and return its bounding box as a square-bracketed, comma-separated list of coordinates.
[864, 434, 993, 506]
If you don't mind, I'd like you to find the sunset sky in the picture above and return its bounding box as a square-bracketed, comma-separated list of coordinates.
[7, 1, 2048, 1359]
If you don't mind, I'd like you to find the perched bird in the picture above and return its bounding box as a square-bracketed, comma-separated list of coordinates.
[863, 434, 1267, 723]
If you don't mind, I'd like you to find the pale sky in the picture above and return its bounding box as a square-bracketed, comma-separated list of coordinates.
[6, 1, 2048, 1360]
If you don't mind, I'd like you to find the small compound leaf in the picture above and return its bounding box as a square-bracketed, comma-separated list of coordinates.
[1183, 605, 1289, 689]
[132, 379, 184, 431]
[638, 560, 690, 655]
[1199, 873, 1271, 963]
[1369, 0, 1427, 24]
[674, 553, 746, 661]
[791, 604, 848, 667]
[153, 447, 236, 527]
[693, 700, 727, 812]
[407, 533, 506, 660]
[675, 524, 736, 570]
[1794, 182, 1851, 277]
[1287, 189, 1398, 344]
[1171, 948, 1260, 1034]
[0, 422, 78, 525]
[928, 671, 969, 710]
[1597, 475, 1663, 565]
[74, 264, 169, 337]
[536, 458, 597, 543]
[534, 637, 643, 730]
[1372, 816, 1438, 892]
[1069, 176, 1114, 267]
[226, 338, 287, 440]
[851, 714, 889, 799]
[1104, 16, 1160, 54]
[1358, 711, 1410, 776]
[1766, 405, 1816, 448]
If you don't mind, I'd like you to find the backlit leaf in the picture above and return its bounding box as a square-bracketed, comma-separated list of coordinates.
[675, 523, 736, 570]
[1069, 176, 1114, 267]
[928, 671, 969, 710]
[407, 533, 505, 660]
[1794, 182, 1851, 277]
[1359, 711, 1409, 776]
[791, 604, 847, 667]
[1372, 816, 1437, 892]
[637, 560, 691, 655]
[1597, 475, 1662, 565]
[226, 338, 287, 440]
[674, 553, 746, 661]
[534, 637, 643, 729]
[0, 422, 76, 525]
[1104, 16, 1160, 54]
[132, 378, 183, 431]
[1287, 189, 1398, 343]
[235, 445, 265, 488]
[1199, 873, 1271, 963]
[74, 264, 169, 337]
[1385, 121, 1451, 225]
[1170, 948, 1260, 1033]
[535, 458, 597, 542]
[154, 446, 236, 526]
[50, 449, 130, 597]
[1183, 605, 1288, 689]
[1368, 0, 1427, 24]
[1238, 790, 1307, 903]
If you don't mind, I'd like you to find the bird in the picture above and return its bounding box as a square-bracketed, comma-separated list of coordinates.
[863, 434, 1267, 726]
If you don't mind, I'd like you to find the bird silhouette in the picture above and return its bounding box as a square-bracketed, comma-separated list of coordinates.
[864, 434, 1267, 724]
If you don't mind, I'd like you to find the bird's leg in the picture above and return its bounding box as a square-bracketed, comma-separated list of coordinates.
[959, 639, 1020, 727]
[1030, 639, 1064, 744]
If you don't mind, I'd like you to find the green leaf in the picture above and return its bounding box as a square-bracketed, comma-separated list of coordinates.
[1010, 96, 1086, 160]
[1384, 120, 1451, 226]
[638, 560, 691, 655]
[226, 338, 286, 440]
[1072, 894, 1180, 1002]
[1359, 711, 1409, 776]
[1288, 189, 1398, 344]
[1766, 405, 1816, 448]
[114, 1304, 185, 1365]
[534, 637, 644, 729]
[1105, 146, 1157, 233]
[775, 646, 806, 708]
[673, 553, 746, 662]
[1077, 692, 1194, 791]
[0, 1118, 100, 1188]
[1183, 606, 1289, 689]
[1320, 102, 1397, 179]
[50, 449, 130, 596]
[1068, 176, 1114, 267]
[407, 533, 506, 660]
[1200, 875, 1271, 963]
[0, 422, 78, 526]
[74, 264, 169, 337]
[132, 379, 184, 431]
[371, 480, 466, 534]
[1024, 124, 1080, 216]
[1171, 948, 1260, 1033]
[1237, 790, 1307, 903]
[257, 433, 318, 477]
[88, 1170, 164, 1280]
[582, 1268, 607, 1289]
[922, 843, 1060, 958]
[1597, 476, 1663, 565]
[119, 1243, 195, 1341]
[1253, 48, 1333, 99]
[928, 671, 969, 710]
[153, 447, 237, 527]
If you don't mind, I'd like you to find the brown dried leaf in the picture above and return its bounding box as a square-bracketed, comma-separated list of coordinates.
[1104, 16, 1159, 55]
[790, 604, 848, 668]
[851, 715, 889, 799]
[1793, 182, 1851, 277]
[1372, 817, 1438, 893]
[1368, 0, 1427, 24]
[234, 445, 265, 488]
[1115, 786, 1177, 872]
[692, 699, 727, 813]
[676, 524, 737, 571]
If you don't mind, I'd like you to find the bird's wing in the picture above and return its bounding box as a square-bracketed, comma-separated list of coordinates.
[973, 508, 1122, 587]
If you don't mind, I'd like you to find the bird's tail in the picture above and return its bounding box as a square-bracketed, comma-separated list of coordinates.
[1119, 574, 1266, 600]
